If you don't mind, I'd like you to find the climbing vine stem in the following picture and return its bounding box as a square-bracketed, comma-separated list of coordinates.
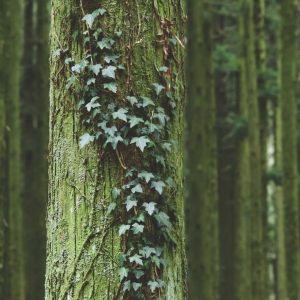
[55, 5, 178, 298]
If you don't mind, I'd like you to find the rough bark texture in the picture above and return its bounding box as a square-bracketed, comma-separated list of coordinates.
[0, 0, 25, 299]
[46, 1, 186, 299]
[21, 0, 49, 298]
[280, 1, 300, 299]
[185, 1, 219, 299]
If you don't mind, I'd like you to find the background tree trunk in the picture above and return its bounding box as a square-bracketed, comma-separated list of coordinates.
[45, 1, 186, 299]
[21, 0, 49, 298]
[0, 0, 25, 299]
[280, 1, 300, 299]
[185, 1, 219, 299]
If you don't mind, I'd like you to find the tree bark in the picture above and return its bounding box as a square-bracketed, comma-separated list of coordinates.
[0, 0, 25, 299]
[185, 1, 219, 299]
[21, 0, 49, 298]
[46, 1, 186, 299]
[280, 1, 300, 299]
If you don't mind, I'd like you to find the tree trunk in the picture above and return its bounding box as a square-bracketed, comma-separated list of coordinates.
[0, 0, 25, 299]
[185, 1, 219, 299]
[21, 0, 49, 298]
[280, 1, 300, 299]
[46, 1, 186, 299]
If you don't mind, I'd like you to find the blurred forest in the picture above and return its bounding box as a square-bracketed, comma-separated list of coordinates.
[0, 0, 300, 299]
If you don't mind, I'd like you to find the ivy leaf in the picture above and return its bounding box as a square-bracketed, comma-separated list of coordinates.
[111, 187, 121, 200]
[132, 223, 144, 234]
[87, 78, 96, 85]
[104, 54, 119, 63]
[154, 112, 169, 126]
[123, 280, 131, 292]
[104, 126, 117, 137]
[138, 171, 154, 183]
[129, 254, 143, 266]
[143, 202, 156, 216]
[79, 133, 95, 148]
[148, 281, 160, 293]
[155, 211, 172, 229]
[131, 183, 143, 194]
[90, 64, 102, 75]
[126, 96, 138, 106]
[153, 83, 165, 95]
[132, 282, 142, 291]
[92, 8, 106, 17]
[102, 66, 117, 79]
[151, 181, 166, 195]
[130, 136, 150, 152]
[86, 96, 100, 112]
[103, 82, 117, 93]
[82, 14, 95, 28]
[141, 96, 155, 107]
[107, 202, 116, 215]
[97, 38, 115, 49]
[112, 108, 128, 122]
[128, 116, 144, 128]
[151, 256, 165, 268]
[162, 142, 172, 152]
[119, 224, 131, 236]
[119, 267, 128, 281]
[134, 270, 144, 279]
[159, 66, 168, 72]
[71, 64, 81, 74]
[104, 135, 124, 150]
[140, 246, 156, 258]
[125, 199, 138, 211]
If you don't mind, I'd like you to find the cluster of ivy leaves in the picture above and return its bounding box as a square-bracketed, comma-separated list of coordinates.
[55, 6, 177, 299]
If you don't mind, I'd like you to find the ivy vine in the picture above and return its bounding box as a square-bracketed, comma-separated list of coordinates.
[55, 5, 178, 299]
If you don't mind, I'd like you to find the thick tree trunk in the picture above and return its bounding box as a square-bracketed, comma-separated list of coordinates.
[21, 0, 49, 298]
[46, 1, 186, 299]
[0, 0, 25, 299]
[185, 1, 219, 299]
[280, 1, 300, 299]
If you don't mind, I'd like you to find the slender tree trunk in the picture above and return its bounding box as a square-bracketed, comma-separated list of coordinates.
[46, 1, 186, 299]
[280, 1, 300, 299]
[185, 1, 219, 299]
[0, 0, 25, 299]
[21, 0, 49, 298]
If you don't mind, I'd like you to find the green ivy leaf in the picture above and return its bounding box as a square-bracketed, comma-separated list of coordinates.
[132, 282, 142, 291]
[140, 246, 156, 258]
[143, 202, 156, 216]
[126, 96, 138, 106]
[132, 223, 144, 234]
[89, 64, 102, 75]
[97, 37, 115, 49]
[87, 78, 96, 85]
[123, 280, 131, 292]
[104, 54, 119, 64]
[111, 187, 121, 200]
[119, 267, 128, 281]
[128, 116, 144, 128]
[125, 199, 138, 211]
[112, 108, 128, 122]
[138, 171, 154, 183]
[103, 82, 117, 93]
[102, 66, 117, 79]
[71, 64, 81, 74]
[134, 270, 144, 279]
[107, 202, 117, 215]
[162, 142, 172, 152]
[151, 181, 166, 195]
[82, 14, 95, 28]
[119, 224, 131, 236]
[86, 96, 100, 112]
[148, 281, 159, 293]
[155, 211, 172, 229]
[130, 136, 150, 152]
[141, 96, 155, 107]
[153, 83, 165, 96]
[79, 133, 95, 148]
[129, 254, 143, 266]
[159, 66, 168, 72]
[104, 135, 124, 150]
[131, 183, 143, 194]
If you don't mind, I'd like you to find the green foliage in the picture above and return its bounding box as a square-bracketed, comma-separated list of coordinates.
[57, 5, 177, 298]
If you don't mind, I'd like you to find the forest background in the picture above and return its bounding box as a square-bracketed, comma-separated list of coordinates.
[0, 0, 300, 300]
